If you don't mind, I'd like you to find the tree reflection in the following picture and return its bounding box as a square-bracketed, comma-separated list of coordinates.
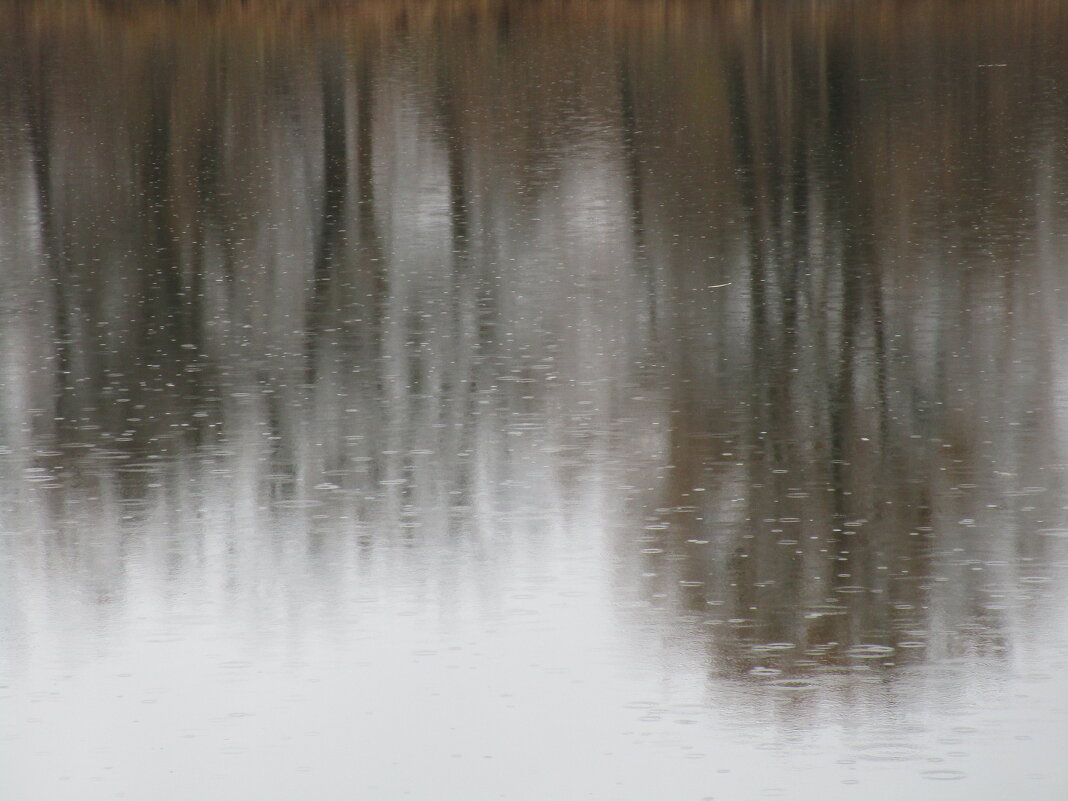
[2, 0, 1068, 702]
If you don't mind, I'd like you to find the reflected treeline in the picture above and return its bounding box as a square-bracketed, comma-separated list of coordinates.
[2, 0, 1068, 699]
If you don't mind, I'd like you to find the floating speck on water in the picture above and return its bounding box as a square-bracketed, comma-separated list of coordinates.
[921, 770, 967, 781]
[846, 644, 896, 658]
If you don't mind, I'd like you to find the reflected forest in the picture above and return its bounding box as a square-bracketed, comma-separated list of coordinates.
[3, 1, 1068, 798]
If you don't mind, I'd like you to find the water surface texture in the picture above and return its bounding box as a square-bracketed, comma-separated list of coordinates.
[3, 1, 1068, 799]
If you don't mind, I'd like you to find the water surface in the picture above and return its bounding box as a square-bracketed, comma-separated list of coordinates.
[2, 1, 1068, 799]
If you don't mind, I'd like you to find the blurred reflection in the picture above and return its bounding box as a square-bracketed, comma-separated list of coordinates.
[2, 0, 1068, 797]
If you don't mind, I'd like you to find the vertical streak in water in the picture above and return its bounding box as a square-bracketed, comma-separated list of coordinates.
[314, 40, 349, 287]
[307, 39, 349, 385]
[355, 47, 386, 331]
[139, 37, 208, 435]
[823, 47, 859, 574]
[142, 43, 182, 313]
[192, 45, 223, 347]
[724, 26, 774, 605]
[618, 55, 656, 327]
[17, 22, 73, 400]
[431, 30, 483, 486]
[434, 43, 469, 261]
[822, 46, 896, 601]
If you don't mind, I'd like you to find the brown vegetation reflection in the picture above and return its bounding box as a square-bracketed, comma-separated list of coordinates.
[2, 0, 1068, 695]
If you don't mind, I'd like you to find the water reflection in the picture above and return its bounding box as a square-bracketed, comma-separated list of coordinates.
[3, 1, 1068, 798]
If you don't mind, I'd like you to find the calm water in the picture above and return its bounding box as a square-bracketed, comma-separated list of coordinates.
[3, 1, 1068, 798]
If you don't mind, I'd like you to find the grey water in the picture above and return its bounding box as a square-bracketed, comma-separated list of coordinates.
[2, 1, 1068, 799]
